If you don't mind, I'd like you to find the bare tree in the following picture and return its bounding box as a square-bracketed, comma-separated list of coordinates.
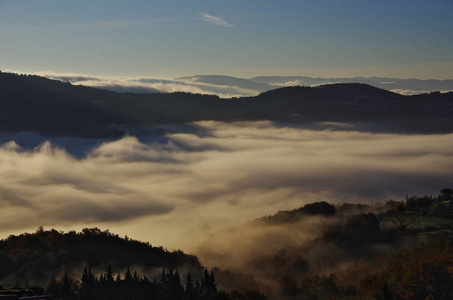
[389, 213, 410, 231]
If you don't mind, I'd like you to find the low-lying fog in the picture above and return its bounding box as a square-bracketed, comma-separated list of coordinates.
[0, 121, 452, 252]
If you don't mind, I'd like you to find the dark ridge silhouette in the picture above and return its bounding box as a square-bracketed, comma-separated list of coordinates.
[257, 201, 336, 224]
[0, 228, 268, 299]
[250, 75, 453, 92]
[242, 84, 453, 132]
[1, 71, 453, 138]
[0, 227, 203, 288]
[173, 74, 453, 94]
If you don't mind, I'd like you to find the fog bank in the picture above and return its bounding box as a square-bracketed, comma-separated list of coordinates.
[0, 121, 452, 251]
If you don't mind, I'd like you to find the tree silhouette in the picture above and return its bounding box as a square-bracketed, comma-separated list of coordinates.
[200, 268, 218, 299]
[105, 264, 114, 282]
[441, 188, 453, 201]
[80, 266, 96, 300]
[124, 266, 133, 281]
[389, 212, 410, 231]
[343, 213, 380, 242]
[303, 201, 336, 215]
[185, 272, 196, 300]
[60, 272, 77, 300]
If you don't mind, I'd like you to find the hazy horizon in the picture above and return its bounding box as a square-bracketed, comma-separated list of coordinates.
[3, 69, 453, 98]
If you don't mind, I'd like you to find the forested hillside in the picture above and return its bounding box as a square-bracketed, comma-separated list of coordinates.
[0, 228, 202, 287]
[0, 228, 264, 300]
[199, 190, 453, 299]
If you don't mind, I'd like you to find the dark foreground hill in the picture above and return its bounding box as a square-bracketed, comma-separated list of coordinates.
[0, 228, 265, 300]
[1, 72, 453, 138]
[0, 227, 202, 288]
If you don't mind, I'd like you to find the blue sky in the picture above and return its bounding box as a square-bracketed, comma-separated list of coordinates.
[1, 0, 453, 79]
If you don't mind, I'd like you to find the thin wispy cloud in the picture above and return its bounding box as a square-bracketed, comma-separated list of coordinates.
[202, 13, 234, 28]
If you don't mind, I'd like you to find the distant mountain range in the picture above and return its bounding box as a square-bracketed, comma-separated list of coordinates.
[1, 71, 453, 138]
[45, 73, 453, 97]
[178, 74, 453, 95]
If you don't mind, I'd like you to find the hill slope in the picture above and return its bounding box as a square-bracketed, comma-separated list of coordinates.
[198, 194, 453, 299]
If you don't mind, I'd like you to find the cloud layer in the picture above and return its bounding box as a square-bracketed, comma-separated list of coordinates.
[1, 121, 452, 251]
[13, 71, 452, 98]
[32, 71, 259, 98]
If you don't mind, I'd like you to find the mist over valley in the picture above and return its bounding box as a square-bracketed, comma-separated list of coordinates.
[2, 1, 453, 298]
[0, 72, 453, 299]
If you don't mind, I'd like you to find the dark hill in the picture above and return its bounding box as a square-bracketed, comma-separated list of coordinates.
[257, 201, 336, 224]
[0, 72, 131, 138]
[250, 75, 453, 92]
[1, 72, 453, 137]
[0, 227, 203, 287]
[243, 84, 453, 132]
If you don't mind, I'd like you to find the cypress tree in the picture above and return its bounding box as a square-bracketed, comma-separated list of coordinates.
[61, 272, 74, 300]
[80, 266, 96, 300]
[210, 270, 218, 293]
[125, 266, 133, 281]
[133, 270, 140, 281]
[185, 272, 196, 300]
[106, 264, 114, 282]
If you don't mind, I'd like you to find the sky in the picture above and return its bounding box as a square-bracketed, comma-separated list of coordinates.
[1, 0, 453, 79]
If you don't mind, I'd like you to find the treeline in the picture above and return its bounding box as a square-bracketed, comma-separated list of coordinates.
[386, 188, 453, 218]
[257, 201, 336, 224]
[258, 188, 453, 229]
[46, 265, 263, 300]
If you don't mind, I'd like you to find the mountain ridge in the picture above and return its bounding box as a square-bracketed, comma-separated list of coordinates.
[1, 72, 453, 138]
[178, 74, 453, 95]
